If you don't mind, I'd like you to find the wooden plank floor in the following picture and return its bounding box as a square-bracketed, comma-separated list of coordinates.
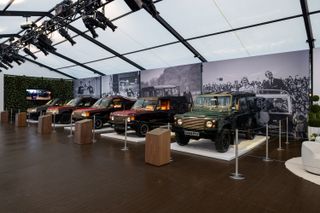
[0, 123, 319, 213]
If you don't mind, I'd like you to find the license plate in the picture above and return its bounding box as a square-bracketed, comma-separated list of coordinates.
[184, 130, 200, 137]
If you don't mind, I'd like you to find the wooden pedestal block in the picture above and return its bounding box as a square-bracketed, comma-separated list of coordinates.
[74, 119, 93, 144]
[145, 128, 171, 166]
[38, 114, 52, 134]
[1, 111, 9, 123]
[15, 112, 27, 127]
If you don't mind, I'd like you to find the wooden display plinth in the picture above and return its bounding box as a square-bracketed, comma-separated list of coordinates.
[1, 111, 9, 123]
[145, 128, 171, 166]
[38, 114, 52, 134]
[15, 112, 27, 127]
[74, 119, 93, 145]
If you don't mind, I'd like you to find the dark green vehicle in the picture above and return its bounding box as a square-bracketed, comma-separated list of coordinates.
[172, 92, 263, 153]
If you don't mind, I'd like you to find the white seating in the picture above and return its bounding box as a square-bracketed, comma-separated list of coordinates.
[301, 142, 320, 175]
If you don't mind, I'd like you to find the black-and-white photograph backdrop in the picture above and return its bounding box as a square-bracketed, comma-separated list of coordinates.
[141, 63, 202, 103]
[203, 50, 310, 138]
[73, 77, 101, 98]
[101, 71, 139, 98]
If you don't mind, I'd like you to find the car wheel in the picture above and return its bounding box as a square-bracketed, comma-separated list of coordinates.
[215, 129, 232, 153]
[246, 118, 256, 140]
[94, 118, 103, 129]
[175, 132, 190, 146]
[136, 123, 149, 137]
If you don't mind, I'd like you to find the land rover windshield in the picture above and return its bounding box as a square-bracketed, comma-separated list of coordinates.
[194, 96, 231, 110]
[92, 98, 111, 108]
[132, 99, 157, 111]
[65, 98, 80, 107]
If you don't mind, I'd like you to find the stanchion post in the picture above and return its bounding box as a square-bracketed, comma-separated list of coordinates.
[52, 113, 56, 133]
[92, 115, 97, 143]
[263, 124, 273, 162]
[18, 109, 20, 114]
[277, 120, 284, 151]
[230, 129, 245, 180]
[121, 117, 129, 151]
[285, 116, 289, 144]
[67, 114, 73, 138]
[168, 122, 170, 130]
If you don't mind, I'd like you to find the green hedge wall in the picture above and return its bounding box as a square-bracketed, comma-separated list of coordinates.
[4, 75, 73, 112]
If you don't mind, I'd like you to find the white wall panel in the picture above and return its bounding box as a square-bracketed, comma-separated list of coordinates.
[314, 48, 320, 96]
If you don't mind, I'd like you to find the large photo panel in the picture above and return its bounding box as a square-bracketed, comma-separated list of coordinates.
[203, 50, 310, 137]
[141, 63, 202, 102]
[101, 71, 139, 98]
[73, 77, 101, 98]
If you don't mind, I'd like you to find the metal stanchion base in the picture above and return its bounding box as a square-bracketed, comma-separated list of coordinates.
[121, 147, 129, 151]
[230, 173, 245, 180]
[285, 142, 289, 145]
[277, 148, 284, 151]
[263, 157, 273, 162]
[67, 134, 73, 138]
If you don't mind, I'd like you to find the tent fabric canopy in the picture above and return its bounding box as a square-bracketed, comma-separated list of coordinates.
[0, 0, 318, 79]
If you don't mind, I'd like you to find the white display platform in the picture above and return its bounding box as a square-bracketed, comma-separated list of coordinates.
[27, 119, 38, 124]
[171, 136, 266, 161]
[64, 126, 113, 134]
[101, 130, 145, 143]
[285, 157, 320, 186]
[54, 123, 74, 128]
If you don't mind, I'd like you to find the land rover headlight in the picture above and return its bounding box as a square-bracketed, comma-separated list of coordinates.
[127, 116, 135, 123]
[81, 112, 90, 117]
[110, 115, 114, 121]
[27, 108, 36, 113]
[206, 120, 216, 128]
[177, 118, 183, 126]
[48, 109, 58, 114]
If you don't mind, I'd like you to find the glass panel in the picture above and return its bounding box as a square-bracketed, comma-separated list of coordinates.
[58, 66, 101, 79]
[156, 0, 231, 38]
[126, 43, 201, 69]
[85, 57, 138, 75]
[9, 0, 62, 11]
[34, 52, 74, 68]
[308, 0, 320, 12]
[0, 0, 10, 10]
[0, 16, 40, 34]
[104, 0, 132, 20]
[189, 33, 249, 62]
[3, 61, 70, 79]
[311, 14, 320, 48]
[214, 0, 302, 28]
[236, 18, 308, 56]
[71, 9, 177, 54]
[54, 36, 114, 63]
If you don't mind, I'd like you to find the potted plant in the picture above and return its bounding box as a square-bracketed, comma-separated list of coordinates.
[308, 95, 320, 140]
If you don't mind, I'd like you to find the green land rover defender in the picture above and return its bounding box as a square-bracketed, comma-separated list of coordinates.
[172, 92, 262, 153]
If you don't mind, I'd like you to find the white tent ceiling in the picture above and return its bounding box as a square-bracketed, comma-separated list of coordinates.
[0, 0, 319, 79]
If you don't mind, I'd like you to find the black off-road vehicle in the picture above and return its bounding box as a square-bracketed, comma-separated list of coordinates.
[172, 92, 264, 153]
[110, 96, 190, 137]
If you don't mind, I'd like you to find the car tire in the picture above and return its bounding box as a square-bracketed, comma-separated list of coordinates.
[94, 118, 103, 129]
[175, 132, 190, 146]
[136, 123, 149, 137]
[246, 118, 256, 140]
[215, 128, 232, 153]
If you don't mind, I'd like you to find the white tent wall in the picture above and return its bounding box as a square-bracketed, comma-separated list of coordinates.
[0, 73, 3, 111]
[314, 48, 320, 96]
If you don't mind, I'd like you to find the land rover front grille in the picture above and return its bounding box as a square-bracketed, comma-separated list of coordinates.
[182, 117, 205, 130]
[113, 116, 125, 124]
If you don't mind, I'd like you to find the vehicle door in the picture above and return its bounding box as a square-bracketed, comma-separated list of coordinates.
[155, 98, 172, 125]
[236, 97, 250, 128]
